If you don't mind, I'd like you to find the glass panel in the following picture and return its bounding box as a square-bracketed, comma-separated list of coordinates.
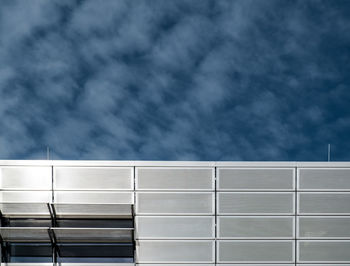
[57, 243, 134, 262]
[57, 219, 133, 228]
[6, 243, 52, 262]
[0, 227, 50, 242]
[53, 228, 133, 242]
[53, 204, 132, 218]
[3, 218, 52, 227]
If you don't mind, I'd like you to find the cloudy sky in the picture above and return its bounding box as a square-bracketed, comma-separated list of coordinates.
[0, 0, 350, 161]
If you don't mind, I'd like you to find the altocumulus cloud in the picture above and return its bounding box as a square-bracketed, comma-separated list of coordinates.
[0, 0, 350, 161]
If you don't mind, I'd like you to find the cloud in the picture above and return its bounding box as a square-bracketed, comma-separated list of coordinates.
[0, 0, 350, 161]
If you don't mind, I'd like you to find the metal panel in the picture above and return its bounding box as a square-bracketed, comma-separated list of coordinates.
[0, 167, 51, 190]
[54, 191, 133, 204]
[136, 216, 214, 239]
[136, 192, 214, 215]
[218, 168, 294, 190]
[59, 264, 135, 266]
[298, 192, 350, 214]
[298, 216, 350, 238]
[53, 228, 133, 242]
[60, 264, 135, 266]
[298, 168, 350, 190]
[1, 262, 54, 266]
[0, 203, 50, 218]
[54, 167, 133, 190]
[218, 192, 294, 215]
[0, 191, 52, 202]
[53, 203, 132, 218]
[218, 216, 294, 239]
[136, 167, 214, 190]
[296, 265, 349, 266]
[298, 240, 350, 263]
[217, 265, 294, 266]
[217, 240, 294, 263]
[0, 227, 50, 242]
[136, 240, 214, 263]
[136, 265, 214, 266]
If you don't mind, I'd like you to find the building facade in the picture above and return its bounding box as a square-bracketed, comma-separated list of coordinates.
[0, 160, 350, 265]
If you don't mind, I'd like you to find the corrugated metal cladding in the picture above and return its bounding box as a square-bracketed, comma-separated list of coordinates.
[1, 161, 350, 265]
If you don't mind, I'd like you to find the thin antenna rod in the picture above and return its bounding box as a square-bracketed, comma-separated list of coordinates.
[47, 146, 50, 160]
[328, 144, 331, 162]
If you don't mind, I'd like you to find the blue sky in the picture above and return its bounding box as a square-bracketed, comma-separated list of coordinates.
[0, 0, 350, 161]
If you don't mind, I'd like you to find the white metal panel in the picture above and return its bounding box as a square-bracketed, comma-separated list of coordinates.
[298, 216, 350, 239]
[53, 228, 133, 242]
[60, 264, 135, 266]
[296, 265, 349, 266]
[298, 168, 350, 190]
[54, 167, 133, 190]
[136, 240, 214, 263]
[0, 227, 50, 242]
[3, 264, 134, 266]
[0, 191, 52, 202]
[0, 166, 51, 190]
[2, 160, 350, 168]
[298, 192, 350, 214]
[297, 240, 350, 263]
[136, 167, 214, 190]
[217, 265, 294, 266]
[218, 192, 294, 215]
[0, 203, 50, 217]
[136, 216, 215, 239]
[218, 216, 294, 239]
[53, 203, 132, 218]
[217, 240, 294, 263]
[6, 264, 137, 266]
[136, 264, 214, 266]
[3, 264, 54, 266]
[218, 168, 294, 190]
[136, 192, 214, 215]
[54, 191, 133, 204]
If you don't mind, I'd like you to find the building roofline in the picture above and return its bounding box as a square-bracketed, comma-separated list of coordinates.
[0, 160, 350, 167]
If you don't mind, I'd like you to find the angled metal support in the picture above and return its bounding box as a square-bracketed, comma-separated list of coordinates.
[0, 210, 3, 227]
[48, 228, 58, 264]
[131, 205, 136, 252]
[0, 211, 4, 265]
[0, 234, 8, 264]
[47, 203, 57, 227]
[48, 203, 58, 264]
[0, 234, 3, 265]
